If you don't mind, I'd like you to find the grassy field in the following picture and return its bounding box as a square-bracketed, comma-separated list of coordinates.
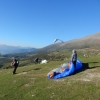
[0, 55, 100, 100]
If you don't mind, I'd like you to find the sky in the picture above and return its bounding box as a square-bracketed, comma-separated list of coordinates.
[0, 0, 100, 48]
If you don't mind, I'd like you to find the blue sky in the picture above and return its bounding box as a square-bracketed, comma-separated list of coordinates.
[0, 0, 100, 48]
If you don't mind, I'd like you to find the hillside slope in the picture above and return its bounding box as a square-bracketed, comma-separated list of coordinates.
[33, 32, 100, 53]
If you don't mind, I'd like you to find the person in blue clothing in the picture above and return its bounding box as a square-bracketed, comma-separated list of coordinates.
[71, 49, 77, 68]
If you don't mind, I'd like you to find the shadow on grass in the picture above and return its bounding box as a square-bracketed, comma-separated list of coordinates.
[74, 63, 100, 74]
[33, 68, 41, 70]
[88, 61, 99, 63]
[21, 68, 41, 73]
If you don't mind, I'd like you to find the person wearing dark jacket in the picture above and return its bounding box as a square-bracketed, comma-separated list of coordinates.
[11, 59, 19, 74]
[34, 58, 39, 64]
[71, 49, 77, 68]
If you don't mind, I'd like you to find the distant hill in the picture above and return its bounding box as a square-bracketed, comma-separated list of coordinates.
[1, 32, 100, 55]
[31, 32, 100, 54]
[0, 44, 37, 54]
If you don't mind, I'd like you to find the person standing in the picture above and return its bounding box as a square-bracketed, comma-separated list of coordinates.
[34, 58, 39, 64]
[71, 49, 77, 68]
[11, 59, 19, 74]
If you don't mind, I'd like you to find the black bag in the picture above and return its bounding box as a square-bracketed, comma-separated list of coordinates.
[14, 59, 19, 66]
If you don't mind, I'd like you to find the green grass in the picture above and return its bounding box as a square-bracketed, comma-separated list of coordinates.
[0, 56, 100, 100]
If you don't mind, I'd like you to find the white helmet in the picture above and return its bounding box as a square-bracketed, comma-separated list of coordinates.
[72, 49, 76, 53]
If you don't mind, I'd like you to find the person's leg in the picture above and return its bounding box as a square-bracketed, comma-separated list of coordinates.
[13, 66, 17, 74]
[73, 61, 76, 68]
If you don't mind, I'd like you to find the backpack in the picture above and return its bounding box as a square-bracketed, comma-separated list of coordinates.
[14, 59, 19, 66]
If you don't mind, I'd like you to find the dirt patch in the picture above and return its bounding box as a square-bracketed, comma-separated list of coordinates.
[24, 84, 30, 87]
[75, 68, 100, 82]
[17, 72, 27, 75]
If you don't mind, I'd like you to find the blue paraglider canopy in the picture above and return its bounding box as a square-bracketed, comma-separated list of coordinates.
[47, 59, 82, 79]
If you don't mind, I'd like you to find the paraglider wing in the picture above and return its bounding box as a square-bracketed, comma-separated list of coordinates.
[54, 39, 58, 43]
[47, 59, 82, 79]
[54, 39, 63, 43]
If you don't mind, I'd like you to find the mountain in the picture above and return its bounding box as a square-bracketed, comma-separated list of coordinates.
[0, 44, 37, 54]
[31, 32, 100, 53]
[1, 32, 100, 55]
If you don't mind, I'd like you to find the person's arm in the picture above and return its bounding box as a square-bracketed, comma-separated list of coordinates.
[11, 61, 14, 66]
[71, 54, 73, 61]
[76, 54, 77, 60]
[74, 54, 77, 60]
